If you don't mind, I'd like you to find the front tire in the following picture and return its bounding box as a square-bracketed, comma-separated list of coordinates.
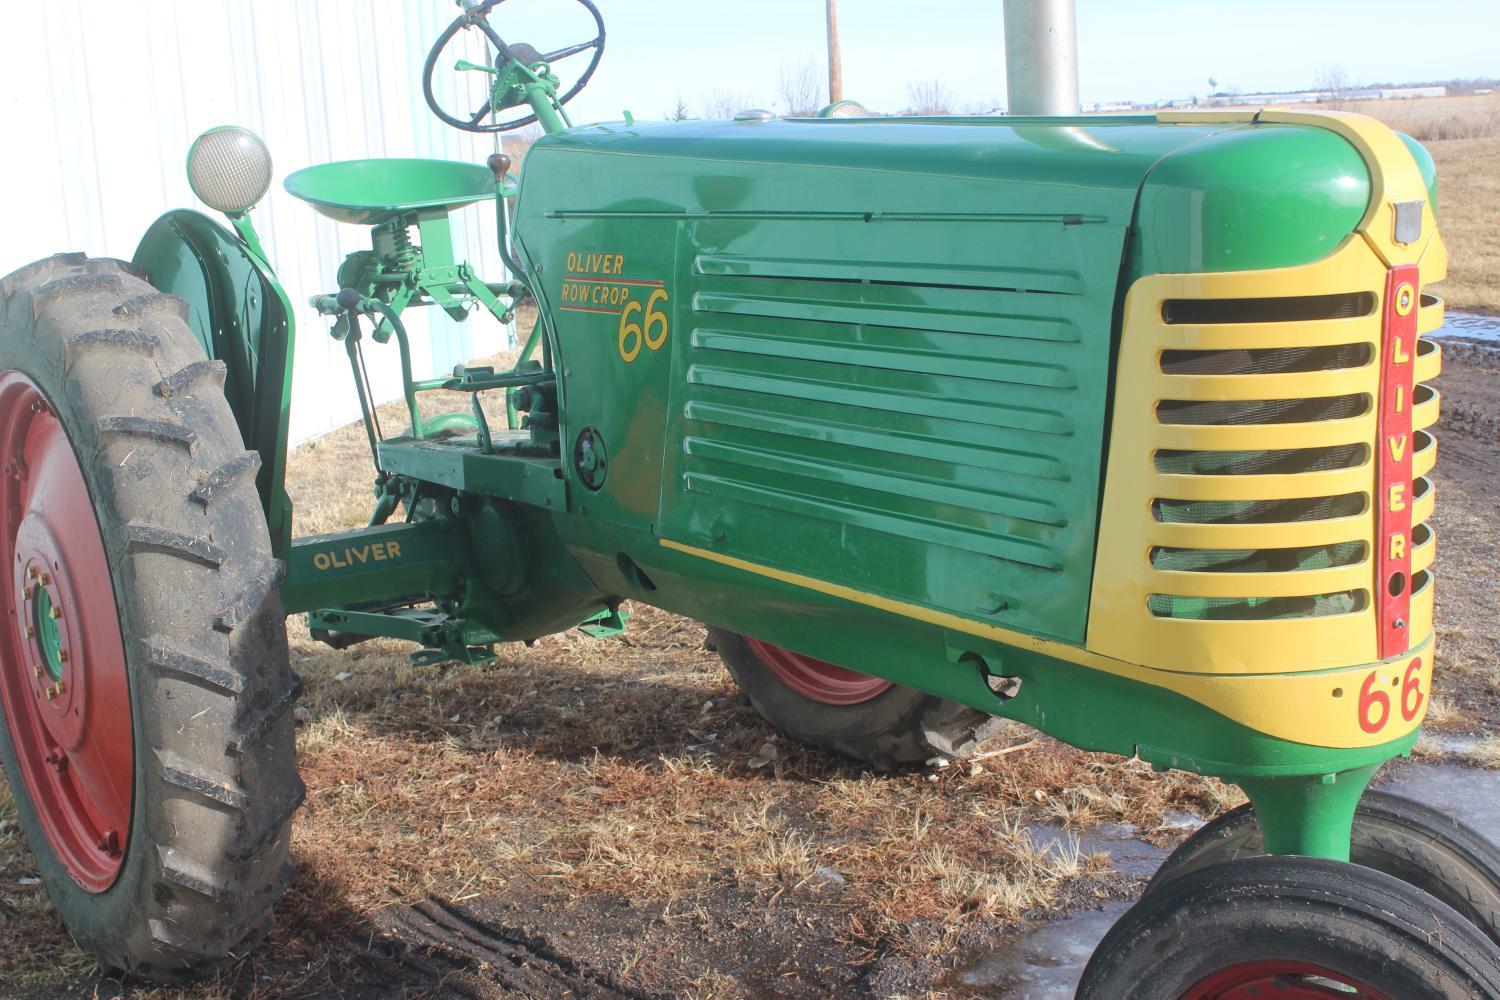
[710, 628, 1006, 768]
[1142, 790, 1500, 946]
[1079, 856, 1500, 999]
[0, 254, 302, 980]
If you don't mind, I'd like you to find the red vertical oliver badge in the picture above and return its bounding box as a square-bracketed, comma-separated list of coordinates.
[1376, 265, 1418, 658]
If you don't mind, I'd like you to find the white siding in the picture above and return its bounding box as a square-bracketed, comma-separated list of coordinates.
[0, 0, 516, 442]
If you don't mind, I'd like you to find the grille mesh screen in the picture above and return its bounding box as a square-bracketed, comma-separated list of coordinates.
[1151, 340, 1372, 621]
[1162, 292, 1375, 325]
[1158, 394, 1368, 426]
[1160, 343, 1371, 375]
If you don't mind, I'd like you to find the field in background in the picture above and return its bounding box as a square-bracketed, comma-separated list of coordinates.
[1352, 94, 1499, 313]
[1425, 135, 1500, 313]
[1348, 93, 1500, 142]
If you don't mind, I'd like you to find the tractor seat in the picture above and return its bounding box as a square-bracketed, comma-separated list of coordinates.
[283, 158, 515, 226]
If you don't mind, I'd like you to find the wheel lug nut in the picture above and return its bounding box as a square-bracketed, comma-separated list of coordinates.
[97, 829, 120, 857]
[48, 606, 61, 620]
[39, 573, 49, 586]
[58, 650, 67, 662]
[32, 665, 43, 679]
[26, 566, 37, 580]
[23, 625, 33, 638]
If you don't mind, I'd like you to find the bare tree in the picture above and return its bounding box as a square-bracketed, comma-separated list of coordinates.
[667, 97, 692, 121]
[778, 57, 825, 117]
[502, 124, 545, 163]
[904, 81, 954, 116]
[1316, 66, 1354, 110]
[700, 89, 759, 119]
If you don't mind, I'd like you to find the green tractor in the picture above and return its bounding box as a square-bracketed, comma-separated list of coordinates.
[2, 1, 1498, 994]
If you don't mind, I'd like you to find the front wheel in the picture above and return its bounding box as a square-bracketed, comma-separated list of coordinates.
[709, 628, 1006, 769]
[1079, 856, 1500, 999]
[1142, 790, 1500, 946]
[0, 254, 302, 980]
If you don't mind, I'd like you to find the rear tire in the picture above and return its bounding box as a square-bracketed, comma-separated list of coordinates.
[709, 628, 1006, 768]
[1079, 855, 1500, 999]
[1142, 789, 1500, 946]
[0, 254, 302, 980]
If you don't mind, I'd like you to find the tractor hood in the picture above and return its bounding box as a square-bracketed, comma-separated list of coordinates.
[518, 114, 1373, 278]
[511, 114, 1375, 646]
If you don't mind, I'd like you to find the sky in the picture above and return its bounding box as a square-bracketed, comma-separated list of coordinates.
[488, 0, 1500, 121]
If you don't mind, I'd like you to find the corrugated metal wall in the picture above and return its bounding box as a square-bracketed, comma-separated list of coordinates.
[1, 0, 515, 443]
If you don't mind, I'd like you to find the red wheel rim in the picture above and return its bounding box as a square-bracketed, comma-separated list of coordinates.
[1186, 960, 1389, 999]
[0, 373, 132, 892]
[743, 637, 892, 706]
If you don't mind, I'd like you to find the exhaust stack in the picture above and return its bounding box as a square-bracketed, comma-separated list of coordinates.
[1003, 0, 1080, 115]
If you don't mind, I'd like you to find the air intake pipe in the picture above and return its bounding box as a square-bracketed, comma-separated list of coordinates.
[1003, 0, 1080, 115]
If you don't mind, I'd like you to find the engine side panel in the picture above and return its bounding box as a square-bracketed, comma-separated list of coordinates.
[514, 118, 1172, 643]
[657, 215, 1126, 644]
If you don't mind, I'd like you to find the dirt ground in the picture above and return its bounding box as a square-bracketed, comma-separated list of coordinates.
[2, 131, 1499, 999]
[3, 328, 1496, 1000]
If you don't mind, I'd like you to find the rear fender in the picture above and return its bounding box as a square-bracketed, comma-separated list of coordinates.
[132, 210, 295, 556]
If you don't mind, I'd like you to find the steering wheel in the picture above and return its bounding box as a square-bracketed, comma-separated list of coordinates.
[422, 0, 606, 133]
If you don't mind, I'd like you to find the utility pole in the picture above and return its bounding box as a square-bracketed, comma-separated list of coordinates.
[825, 0, 843, 103]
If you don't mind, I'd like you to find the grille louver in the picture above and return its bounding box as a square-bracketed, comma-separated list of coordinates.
[1148, 320, 1377, 622]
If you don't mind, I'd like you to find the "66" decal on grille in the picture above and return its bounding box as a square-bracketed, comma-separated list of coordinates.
[1357, 656, 1425, 734]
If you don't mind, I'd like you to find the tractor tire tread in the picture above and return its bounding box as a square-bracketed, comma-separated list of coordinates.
[190, 452, 261, 507]
[229, 672, 303, 754]
[97, 415, 196, 450]
[1144, 789, 1500, 947]
[144, 640, 245, 696]
[1079, 855, 1500, 999]
[0, 253, 300, 979]
[155, 358, 227, 398]
[156, 751, 250, 811]
[230, 779, 307, 863]
[124, 523, 227, 569]
[31, 272, 130, 316]
[0, 253, 88, 307]
[214, 559, 286, 633]
[113, 291, 191, 325]
[160, 859, 239, 903]
[65, 328, 160, 360]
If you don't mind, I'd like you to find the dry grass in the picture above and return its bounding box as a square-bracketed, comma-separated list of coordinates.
[279, 611, 1230, 942]
[1342, 96, 1500, 311]
[1468, 738, 1500, 770]
[0, 309, 1243, 996]
[1425, 135, 1500, 312]
[1350, 94, 1500, 142]
[1422, 694, 1478, 733]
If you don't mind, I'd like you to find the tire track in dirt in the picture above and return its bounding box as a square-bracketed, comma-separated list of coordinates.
[375, 895, 671, 1000]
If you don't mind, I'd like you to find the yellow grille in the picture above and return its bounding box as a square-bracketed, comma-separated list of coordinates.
[1087, 234, 1445, 674]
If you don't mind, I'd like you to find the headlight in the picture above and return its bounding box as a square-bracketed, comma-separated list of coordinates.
[186, 126, 273, 214]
